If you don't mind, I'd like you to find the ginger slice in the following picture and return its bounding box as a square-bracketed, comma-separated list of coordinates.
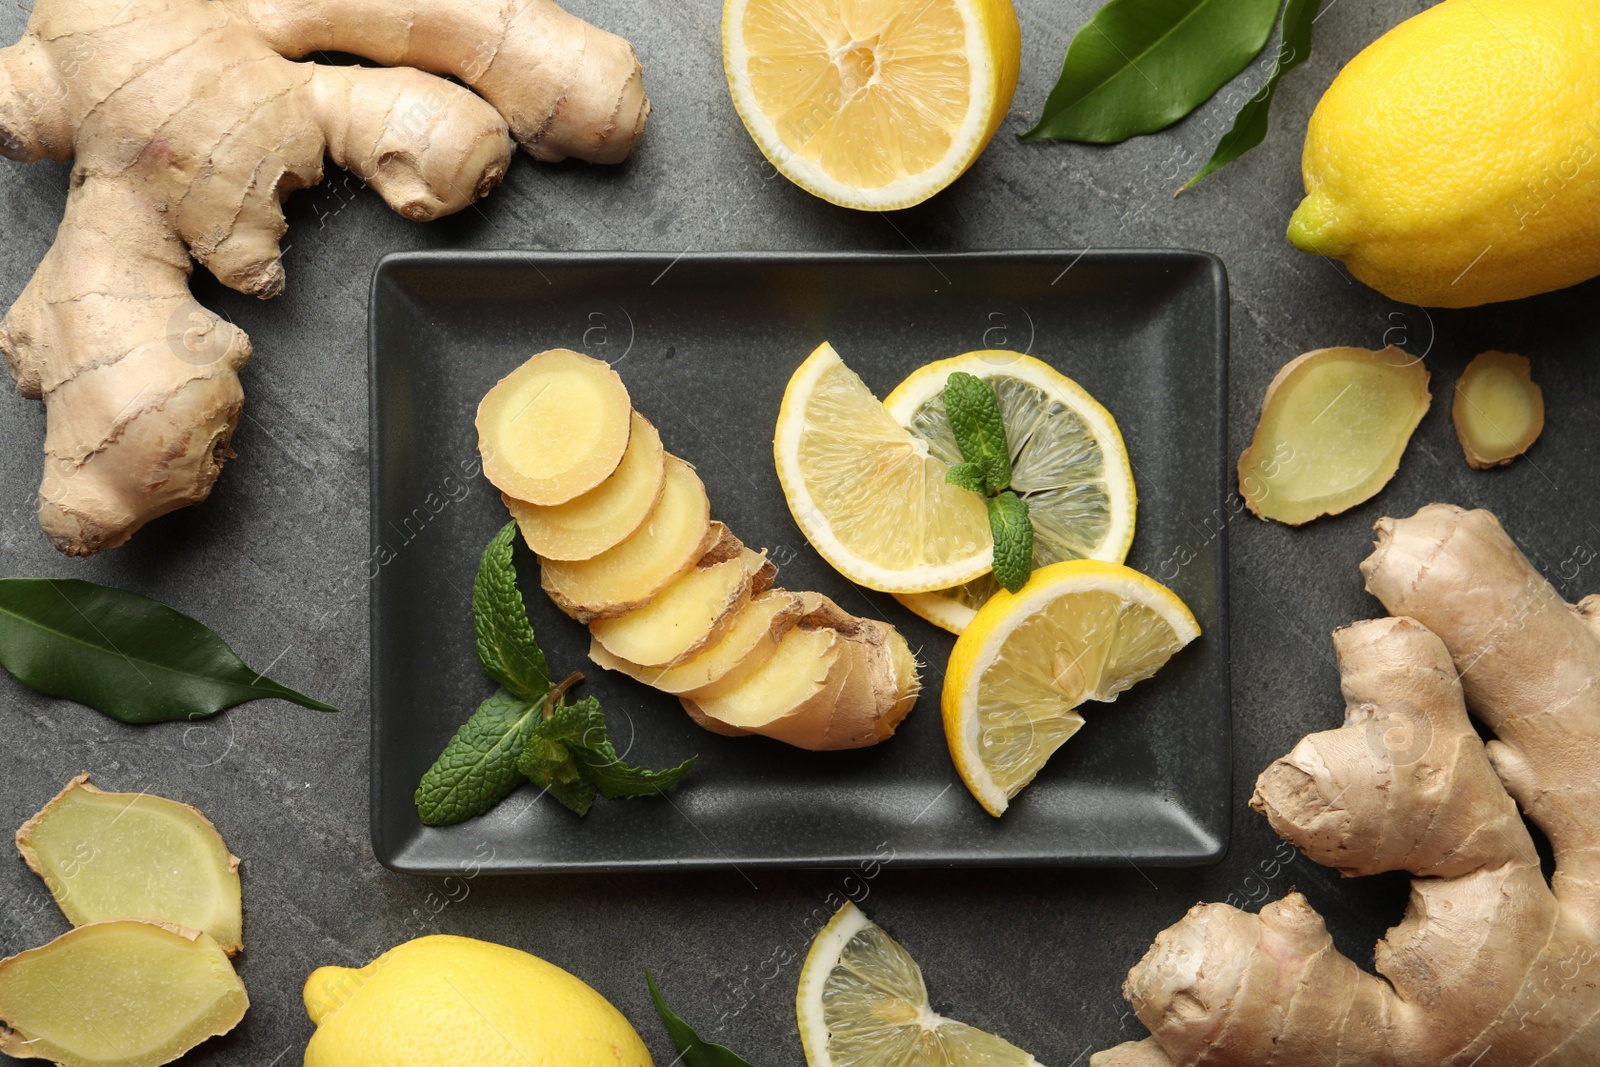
[1238, 346, 1431, 525]
[16, 774, 242, 956]
[590, 546, 773, 667]
[477, 349, 633, 506]
[541, 456, 714, 622]
[0, 920, 248, 1067]
[590, 589, 808, 694]
[681, 626, 854, 748]
[1452, 350, 1544, 469]
[506, 412, 667, 560]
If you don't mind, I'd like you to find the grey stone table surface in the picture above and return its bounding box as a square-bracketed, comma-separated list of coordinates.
[3, 0, 1597, 1063]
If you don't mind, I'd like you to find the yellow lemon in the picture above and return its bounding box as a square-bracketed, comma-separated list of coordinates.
[1287, 0, 1600, 308]
[797, 902, 1044, 1067]
[883, 351, 1135, 634]
[302, 935, 651, 1067]
[722, 0, 1021, 210]
[943, 560, 1198, 816]
[774, 342, 993, 594]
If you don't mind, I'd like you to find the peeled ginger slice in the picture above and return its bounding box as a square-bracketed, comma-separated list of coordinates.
[16, 774, 243, 956]
[506, 412, 667, 560]
[1238, 346, 1430, 525]
[477, 349, 633, 506]
[0, 921, 248, 1067]
[541, 456, 714, 622]
[684, 625, 844, 736]
[591, 546, 774, 667]
[1452, 350, 1544, 469]
[590, 589, 807, 694]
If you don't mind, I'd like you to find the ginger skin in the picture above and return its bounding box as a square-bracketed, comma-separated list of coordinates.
[0, 0, 648, 555]
[1096, 504, 1600, 1067]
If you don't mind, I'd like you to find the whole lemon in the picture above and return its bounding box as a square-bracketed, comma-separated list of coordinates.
[302, 935, 653, 1067]
[1287, 0, 1600, 308]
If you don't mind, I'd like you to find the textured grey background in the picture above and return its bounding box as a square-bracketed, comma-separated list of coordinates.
[3, 0, 1597, 1063]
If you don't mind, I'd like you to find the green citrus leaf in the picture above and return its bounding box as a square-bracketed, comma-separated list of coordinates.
[0, 577, 336, 724]
[1023, 0, 1283, 144]
[1183, 0, 1320, 189]
[646, 971, 760, 1067]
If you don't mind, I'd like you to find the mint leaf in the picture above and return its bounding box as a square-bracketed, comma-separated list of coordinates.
[1183, 0, 1321, 189]
[647, 971, 760, 1067]
[989, 492, 1034, 594]
[943, 372, 1011, 495]
[530, 696, 609, 748]
[945, 461, 987, 495]
[573, 746, 698, 799]
[474, 521, 549, 702]
[415, 688, 544, 825]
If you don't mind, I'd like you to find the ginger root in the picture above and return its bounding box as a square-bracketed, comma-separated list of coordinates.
[1096, 503, 1600, 1067]
[1453, 350, 1544, 469]
[0, 1, 648, 555]
[1238, 346, 1430, 525]
[482, 349, 921, 751]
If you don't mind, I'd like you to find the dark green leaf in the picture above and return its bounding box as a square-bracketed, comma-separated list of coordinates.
[647, 971, 760, 1067]
[528, 696, 608, 748]
[1183, 0, 1320, 188]
[1023, 0, 1282, 144]
[945, 462, 988, 495]
[545, 774, 598, 817]
[943, 373, 1012, 495]
[573, 746, 698, 799]
[989, 492, 1035, 594]
[415, 688, 545, 825]
[0, 577, 336, 724]
[474, 522, 549, 703]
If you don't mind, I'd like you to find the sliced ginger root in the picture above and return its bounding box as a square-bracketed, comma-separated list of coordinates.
[16, 774, 243, 956]
[1452, 350, 1544, 469]
[0, 920, 248, 1067]
[588, 589, 808, 694]
[1238, 346, 1430, 525]
[541, 458, 716, 622]
[1095, 504, 1600, 1067]
[481, 348, 923, 749]
[478, 350, 634, 506]
[591, 541, 776, 667]
[506, 412, 667, 560]
[0, 1, 648, 555]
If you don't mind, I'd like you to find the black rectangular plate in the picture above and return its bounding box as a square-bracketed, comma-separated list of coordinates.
[370, 250, 1230, 874]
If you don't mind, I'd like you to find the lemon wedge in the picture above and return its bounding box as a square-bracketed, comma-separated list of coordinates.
[884, 351, 1136, 633]
[797, 902, 1044, 1067]
[944, 560, 1198, 816]
[774, 342, 992, 593]
[722, 0, 1021, 210]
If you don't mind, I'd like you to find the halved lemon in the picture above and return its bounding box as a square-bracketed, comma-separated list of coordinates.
[944, 560, 1199, 816]
[722, 0, 1021, 210]
[797, 902, 1045, 1067]
[884, 351, 1136, 634]
[775, 342, 993, 593]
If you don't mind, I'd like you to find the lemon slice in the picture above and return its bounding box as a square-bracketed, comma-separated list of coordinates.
[884, 351, 1136, 634]
[722, 0, 1021, 210]
[797, 902, 1044, 1067]
[775, 342, 993, 593]
[944, 560, 1199, 816]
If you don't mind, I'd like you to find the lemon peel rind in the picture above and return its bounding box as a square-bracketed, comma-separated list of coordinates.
[795, 901, 873, 1067]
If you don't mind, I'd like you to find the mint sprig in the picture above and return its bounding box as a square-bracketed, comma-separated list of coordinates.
[414, 522, 696, 825]
[943, 373, 1034, 593]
